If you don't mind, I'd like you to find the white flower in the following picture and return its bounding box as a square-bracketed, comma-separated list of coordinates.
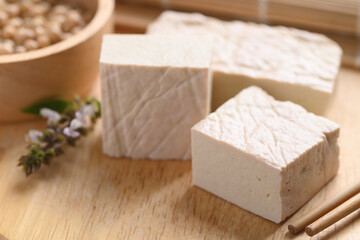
[75, 111, 86, 125]
[40, 108, 61, 124]
[25, 130, 43, 143]
[82, 104, 96, 115]
[75, 104, 96, 125]
[63, 119, 82, 138]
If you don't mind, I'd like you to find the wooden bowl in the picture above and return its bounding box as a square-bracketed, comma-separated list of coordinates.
[0, 0, 114, 123]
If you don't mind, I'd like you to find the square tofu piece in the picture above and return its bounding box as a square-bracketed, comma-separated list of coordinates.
[100, 34, 212, 160]
[191, 86, 340, 223]
[147, 11, 342, 114]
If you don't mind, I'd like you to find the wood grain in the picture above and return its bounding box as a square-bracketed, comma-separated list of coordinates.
[0, 234, 8, 240]
[0, 68, 359, 239]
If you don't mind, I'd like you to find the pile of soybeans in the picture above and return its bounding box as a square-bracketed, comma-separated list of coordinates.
[0, 0, 91, 55]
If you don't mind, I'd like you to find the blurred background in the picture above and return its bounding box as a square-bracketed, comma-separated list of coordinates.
[114, 0, 360, 69]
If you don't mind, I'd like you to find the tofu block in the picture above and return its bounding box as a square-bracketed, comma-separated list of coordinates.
[100, 34, 212, 160]
[191, 86, 340, 223]
[147, 11, 342, 114]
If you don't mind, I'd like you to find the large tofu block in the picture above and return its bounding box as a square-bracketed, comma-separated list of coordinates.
[191, 86, 339, 223]
[147, 11, 342, 114]
[100, 34, 212, 160]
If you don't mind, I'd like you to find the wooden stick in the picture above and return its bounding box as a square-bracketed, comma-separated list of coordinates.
[305, 193, 360, 236]
[288, 181, 360, 234]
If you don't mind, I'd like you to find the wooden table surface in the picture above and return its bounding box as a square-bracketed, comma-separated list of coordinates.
[0, 67, 359, 240]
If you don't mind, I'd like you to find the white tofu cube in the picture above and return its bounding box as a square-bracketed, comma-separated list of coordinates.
[100, 34, 212, 160]
[147, 11, 342, 115]
[191, 86, 339, 223]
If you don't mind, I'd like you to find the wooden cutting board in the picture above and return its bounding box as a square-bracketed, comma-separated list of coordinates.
[0, 67, 359, 240]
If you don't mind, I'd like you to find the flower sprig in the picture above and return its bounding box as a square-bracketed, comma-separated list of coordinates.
[18, 96, 101, 176]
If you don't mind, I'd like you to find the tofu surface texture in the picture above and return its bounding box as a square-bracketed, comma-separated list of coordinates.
[191, 86, 340, 223]
[147, 11, 342, 114]
[100, 34, 212, 160]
